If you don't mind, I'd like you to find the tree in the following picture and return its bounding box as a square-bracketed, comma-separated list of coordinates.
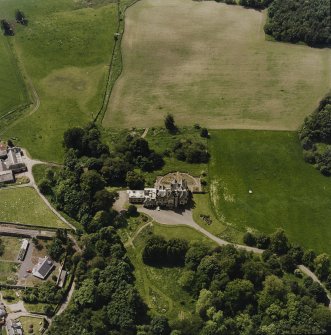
[1, 20, 14, 36]
[126, 171, 145, 190]
[314, 253, 330, 280]
[200, 128, 209, 138]
[196, 289, 213, 318]
[150, 316, 171, 335]
[223, 279, 255, 314]
[63, 127, 85, 152]
[164, 114, 177, 133]
[93, 189, 118, 212]
[15, 9, 28, 25]
[38, 179, 52, 195]
[243, 232, 256, 247]
[80, 170, 105, 196]
[269, 229, 289, 255]
[127, 204, 138, 217]
[302, 249, 316, 269]
[258, 275, 287, 310]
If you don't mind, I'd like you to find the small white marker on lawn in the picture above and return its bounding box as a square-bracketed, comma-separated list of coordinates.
[249, 190, 253, 194]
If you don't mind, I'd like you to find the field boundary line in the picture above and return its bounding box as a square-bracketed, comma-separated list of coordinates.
[94, 0, 140, 124]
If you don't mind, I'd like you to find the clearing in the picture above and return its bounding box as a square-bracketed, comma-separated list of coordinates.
[125, 222, 215, 321]
[209, 130, 331, 254]
[104, 0, 331, 130]
[0, 187, 66, 228]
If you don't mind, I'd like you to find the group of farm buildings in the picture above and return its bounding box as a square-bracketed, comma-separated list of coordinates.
[0, 143, 27, 183]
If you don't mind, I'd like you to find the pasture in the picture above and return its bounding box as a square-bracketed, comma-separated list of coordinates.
[105, 0, 331, 130]
[0, 0, 119, 162]
[0, 187, 66, 228]
[0, 34, 28, 118]
[209, 130, 331, 254]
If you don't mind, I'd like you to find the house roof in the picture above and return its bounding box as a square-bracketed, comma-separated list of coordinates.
[33, 256, 54, 279]
[0, 160, 7, 172]
[0, 170, 14, 183]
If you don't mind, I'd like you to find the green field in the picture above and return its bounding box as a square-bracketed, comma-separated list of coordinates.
[0, 262, 19, 283]
[209, 130, 331, 254]
[0, 0, 120, 162]
[0, 187, 66, 227]
[0, 34, 28, 118]
[104, 0, 331, 130]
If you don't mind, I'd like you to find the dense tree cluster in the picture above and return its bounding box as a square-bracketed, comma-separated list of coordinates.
[171, 242, 331, 334]
[142, 235, 189, 266]
[244, 229, 331, 294]
[239, 0, 272, 9]
[173, 139, 210, 164]
[38, 123, 164, 232]
[49, 227, 152, 334]
[23, 281, 65, 308]
[299, 95, 331, 175]
[47, 229, 74, 262]
[264, 0, 331, 47]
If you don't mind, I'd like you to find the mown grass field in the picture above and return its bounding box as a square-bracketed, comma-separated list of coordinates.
[105, 0, 331, 130]
[209, 130, 331, 254]
[126, 222, 215, 321]
[0, 0, 120, 162]
[19, 316, 43, 335]
[0, 187, 66, 227]
[0, 34, 28, 118]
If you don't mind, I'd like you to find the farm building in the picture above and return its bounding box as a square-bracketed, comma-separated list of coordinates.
[0, 142, 7, 159]
[0, 147, 26, 184]
[6, 148, 26, 173]
[32, 256, 55, 280]
[17, 239, 29, 261]
[0, 170, 14, 183]
[128, 177, 190, 209]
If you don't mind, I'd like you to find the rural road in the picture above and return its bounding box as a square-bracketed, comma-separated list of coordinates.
[139, 206, 263, 254]
[299, 265, 331, 309]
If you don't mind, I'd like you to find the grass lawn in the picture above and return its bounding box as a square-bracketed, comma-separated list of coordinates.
[0, 34, 28, 118]
[0, 262, 19, 283]
[0, 187, 66, 228]
[24, 302, 53, 314]
[104, 0, 331, 130]
[0, 0, 119, 162]
[126, 223, 213, 321]
[19, 316, 44, 335]
[209, 130, 331, 254]
[0, 237, 22, 261]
